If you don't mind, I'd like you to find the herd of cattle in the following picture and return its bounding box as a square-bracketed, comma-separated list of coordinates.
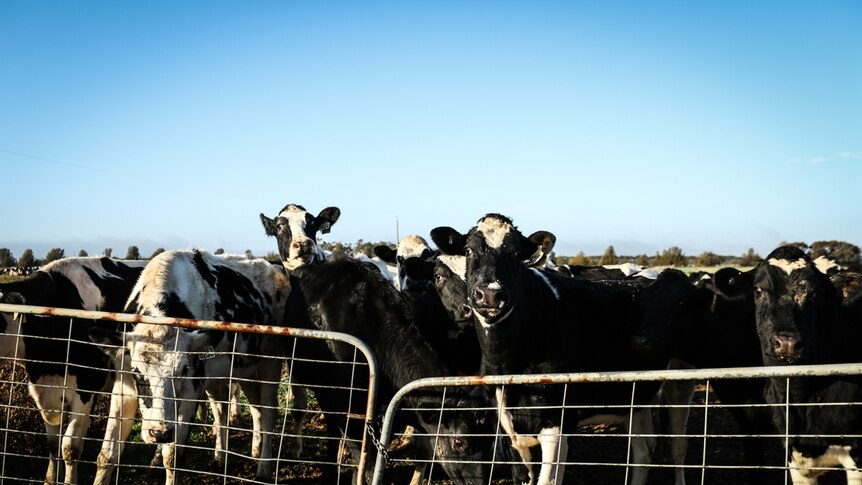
[1, 202, 861, 485]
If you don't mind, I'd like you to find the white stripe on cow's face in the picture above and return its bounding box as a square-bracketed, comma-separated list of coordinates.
[278, 205, 326, 270]
[477, 217, 512, 249]
[437, 255, 466, 281]
[768, 258, 808, 275]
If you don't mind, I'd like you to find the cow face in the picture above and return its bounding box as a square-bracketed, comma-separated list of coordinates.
[631, 269, 697, 360]
[753, 247, 838, 364]
[260, 204, 341, 271]
[431, 214, 555, 328]
[375, 235, 435, 296]
[123, 324, 220, 444]
[432, 255, 473, 329]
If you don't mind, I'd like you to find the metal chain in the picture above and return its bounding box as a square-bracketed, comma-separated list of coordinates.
[366, 421, 390, 464]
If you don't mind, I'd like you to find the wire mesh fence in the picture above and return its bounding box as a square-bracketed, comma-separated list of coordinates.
[372, 364, 862, 485]
[0, 303, 378, 485]
[2, 302, 861, 484]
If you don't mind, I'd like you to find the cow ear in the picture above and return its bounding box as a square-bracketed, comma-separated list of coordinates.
[713, 267, 753, 300]
[260, 213, 277, 236]
[373, 245, 397, 264]
[317, 207, 341, 234]
[430, 227, 466, 255]
[522, 231, 555, 266]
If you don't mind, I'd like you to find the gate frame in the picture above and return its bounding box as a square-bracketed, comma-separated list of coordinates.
[0, 302, 380, 484]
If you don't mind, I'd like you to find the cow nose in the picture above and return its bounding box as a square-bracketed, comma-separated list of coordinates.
[291, 239, 312, 255]
[772, 334, 803, 359]
[147, 427, 174, 444]
[472, 286, 507, 308]
[631, 334, 655, 353]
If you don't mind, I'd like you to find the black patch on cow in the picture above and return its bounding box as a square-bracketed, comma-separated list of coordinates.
[159, 293, 196, 320]
[132, 368, 154, 409]
[192, 250, 218, 289]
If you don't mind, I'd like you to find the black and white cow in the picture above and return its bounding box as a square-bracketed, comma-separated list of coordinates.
[0, 257, 146, 485]
[432, 214, 662, 485]
[374, 234, 435, 296]
[290, 252, 492, 484]
[92, 249, 301, 485]
[631, 267, 774, 484]
[260, 203, 341, 271]
[753, 246, 862, 484]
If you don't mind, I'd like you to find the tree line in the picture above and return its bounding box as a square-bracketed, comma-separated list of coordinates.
[555, 240, 860, 268]
[1, 240, 858, 270]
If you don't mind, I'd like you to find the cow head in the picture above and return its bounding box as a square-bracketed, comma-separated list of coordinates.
[431, 214, 555, 328]
[94, 324, 223, 444]
[0, 291, 27, 363]
[374, 235, 435, 297]
[753, 246, 839, 365]
[260, 204, 341, 271]
[631, 269, 703, 360]
[432, 254, 473, 329]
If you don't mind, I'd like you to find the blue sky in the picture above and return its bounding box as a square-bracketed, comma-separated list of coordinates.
[2, 1, 860, 260]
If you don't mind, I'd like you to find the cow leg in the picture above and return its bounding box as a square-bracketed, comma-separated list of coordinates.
[286, 384, 309, 458]
[241, 359, 281, 480]
[94, 372, 138, 485]
[59, 398, 92, 485]
[205, 384, 230, 468]
[42, 420, 62, 485]
[661, 379, 696, 485]
[536, 426, 566, 485]
[628, 408, 657, 485]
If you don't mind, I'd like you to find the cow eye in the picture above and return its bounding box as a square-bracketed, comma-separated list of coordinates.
[753, 285, 763, 298]
[464, 247, 474, 258]
[434, 274, 445, 285]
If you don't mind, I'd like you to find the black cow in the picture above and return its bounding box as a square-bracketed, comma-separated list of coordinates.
[432, 214, 663, 485]
[0, 257, 146, 485]
[753, 246, 862, 483]
[631, 267, 774, 484]
[290, 253, 491, 484]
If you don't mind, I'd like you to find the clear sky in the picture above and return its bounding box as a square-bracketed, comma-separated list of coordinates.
[2, 1, 860, 260]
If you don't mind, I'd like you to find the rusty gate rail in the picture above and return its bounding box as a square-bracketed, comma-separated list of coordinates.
[0, 303, 380, 484]
[372, 362, 862, 485]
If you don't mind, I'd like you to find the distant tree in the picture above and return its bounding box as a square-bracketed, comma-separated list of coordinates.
[0, 248, 14, 267]
[44, 248, 65, 263]
[569, 251, 594, 266]
[810, 240, 860, 266]
[320, 241, 350, 254]
[104, 248, 113, 258]
[738, 248, 761, 267]
[125, 246, 141, 260]
[354, 240, 392, 257]
[150, 248, 165, 259]
[265, 251, 280, 263]
[652, 246, 686, 267]
[78, 249, 89, 257]
[18, 249, 36, 268]
[598, 245, 619, 266]
[694, 251, 723, 267]
[635, 254, 650, 267]
[245, 249, 253, 259]
[214, 248, 225, 255]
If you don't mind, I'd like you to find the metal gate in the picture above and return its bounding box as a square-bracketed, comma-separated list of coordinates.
[372, 364, 862, 485]
[0, 303, 378, 485]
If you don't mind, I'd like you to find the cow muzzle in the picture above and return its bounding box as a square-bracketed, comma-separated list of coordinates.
[771, 333, 804, 363]
[142, 425, 175, 444]
[470, 285, 511, 324]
